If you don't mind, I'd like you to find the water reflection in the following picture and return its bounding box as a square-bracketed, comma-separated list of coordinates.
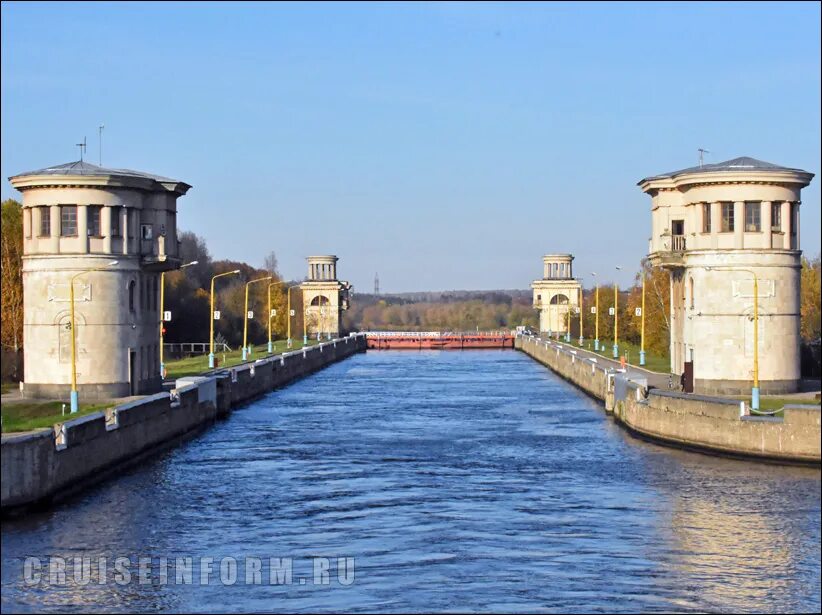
[2, 350, 819, 613]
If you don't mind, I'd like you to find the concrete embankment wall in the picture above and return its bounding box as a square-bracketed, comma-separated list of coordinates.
[516, 335, 821, 465]
[1, 335, 366, 512]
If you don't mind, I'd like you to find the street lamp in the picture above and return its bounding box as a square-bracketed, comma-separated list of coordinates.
[243, 276, 273, 360]
[639, 267, 647, 367]
[266, 281, 288, 354]
[591, 272, 600, 351]
[613, 265, 622, 359]
[286, 284, 299, 348]
[578, 283, 584, 347]
[209, 269, 240, 368]
[705, 266, 760, 411]
[69, 260, 118, 413]
[159, 260, 198, 379]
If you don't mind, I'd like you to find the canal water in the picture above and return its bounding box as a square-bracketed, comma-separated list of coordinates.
[2, 350, 820, 613]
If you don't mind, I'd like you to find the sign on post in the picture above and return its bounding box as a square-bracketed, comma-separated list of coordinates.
[635, 307, 642, 316]
[163, 310, 172, 322]
[609, 307, 615, 316]
[213, 310, 221, 320]
[247, 311, 254, 319]
[270, 309, 277, 317]
[289, 309, 296, 317]
[590, 307, 597, 314]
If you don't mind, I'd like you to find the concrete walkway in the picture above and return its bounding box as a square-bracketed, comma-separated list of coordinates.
[532, 336, 672, 390]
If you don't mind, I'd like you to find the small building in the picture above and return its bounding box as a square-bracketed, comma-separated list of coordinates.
[639, 156, 814, 394]
[8, 161, 191, 399]
[531, 254, 581, 335]
[300, 255, 351, 339]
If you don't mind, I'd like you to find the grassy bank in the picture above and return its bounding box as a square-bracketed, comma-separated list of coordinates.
[549, 336, 670, 373]
[164, 338, 318, 379]
[2, 401, 112, 433]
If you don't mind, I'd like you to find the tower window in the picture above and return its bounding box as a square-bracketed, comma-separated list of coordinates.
[771, 202, 782, 231]
[88, 206, 102, 236]
[744, 202, 761, 232]
[60, 205, 77, 236]
[128, 280, 136, 312]
[721, 203, 734, 232]
[702, 203, 711, 233]
[39, 207, 51, 237]
[111, 207, 122, 237]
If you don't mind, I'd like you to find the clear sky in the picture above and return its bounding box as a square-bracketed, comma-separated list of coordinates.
[2, 1, 820, 292]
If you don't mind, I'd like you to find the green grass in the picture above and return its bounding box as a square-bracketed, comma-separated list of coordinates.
[1, 401, 112, 433]
[735, 396, 820, 414]
[552, 337, 670, 373]
[164, 338, 318, 379]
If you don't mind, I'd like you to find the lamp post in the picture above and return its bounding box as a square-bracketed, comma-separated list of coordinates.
[591, 272, 599, 351]
[266, 281, 287, 354]
[159, 260, 198, 379]
[286, 285, 299, 348]
[69, 260, 118, 413]
[639, 268, 647, 367]
[303, 307, 309, 346]
[243, 276, 273, 361]
[578, 284, 584, 346]
[705, 266, 760, 411]
[613, 265, 622, 359]
[209, 269, 240, 368]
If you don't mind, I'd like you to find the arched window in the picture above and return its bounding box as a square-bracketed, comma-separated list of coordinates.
[310, 295, 330, 306]
[129, 280, 136, 312]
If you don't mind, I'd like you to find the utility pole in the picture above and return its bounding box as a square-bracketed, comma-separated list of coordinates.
[98, 124, 105, 165]
[374, 272, 380, 295]
[698, 148, 710, 168]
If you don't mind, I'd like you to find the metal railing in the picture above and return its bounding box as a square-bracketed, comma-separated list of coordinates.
[163, 342, 231, 357]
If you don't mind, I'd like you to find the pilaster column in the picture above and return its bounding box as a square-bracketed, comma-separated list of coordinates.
[122, 207, 129, 255]
[762, 201, 772, 249]
[23, 207, 31, 238]
[50, 206, 60, 252]
[77, 206, 89, 253]
[781, 201, 792, 249]
[102, 206, 112, 253]
[733, 201, 744, 248]
[794, 203, 800, 250]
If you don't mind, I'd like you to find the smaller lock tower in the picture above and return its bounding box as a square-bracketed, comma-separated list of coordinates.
[531, 254, 581, 337]
[300, 255, 351, 341]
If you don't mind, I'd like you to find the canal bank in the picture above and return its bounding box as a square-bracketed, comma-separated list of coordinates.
[0, 334, 367, 513]
[516, 334, 821, 465]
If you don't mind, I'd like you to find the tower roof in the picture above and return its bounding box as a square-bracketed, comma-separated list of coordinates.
[9, 160, 191, 193]
[639, 156, 812, 184]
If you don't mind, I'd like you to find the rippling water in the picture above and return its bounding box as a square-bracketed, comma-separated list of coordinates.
[2, 350, 820, 613]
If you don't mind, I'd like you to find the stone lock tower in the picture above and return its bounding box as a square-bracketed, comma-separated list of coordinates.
[9, 161, 191, 399]
[531, 254, 581, 337]
[300, 255, 351, 340]
[640, 156, 813, 396]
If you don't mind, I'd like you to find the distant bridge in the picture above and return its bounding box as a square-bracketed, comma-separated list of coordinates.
[363, 331, 515, 350]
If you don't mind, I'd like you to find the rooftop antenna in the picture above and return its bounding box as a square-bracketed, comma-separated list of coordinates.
[76, 137, 87, 162]
[98, 124, 105, 166]
[698, 148, 710, 168]
[374, 272, 380, 295]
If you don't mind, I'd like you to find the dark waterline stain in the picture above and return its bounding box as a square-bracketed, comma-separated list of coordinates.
[2, 350, 820, 613]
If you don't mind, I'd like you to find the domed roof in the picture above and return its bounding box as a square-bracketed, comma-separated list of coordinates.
[639, 156, 812, 184]
[9, 160, 191, 193]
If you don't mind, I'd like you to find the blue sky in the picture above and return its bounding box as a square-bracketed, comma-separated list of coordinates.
[2, 1, 820, 292]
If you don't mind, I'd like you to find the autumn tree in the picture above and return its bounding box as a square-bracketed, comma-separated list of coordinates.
[1, 199, 24, 350]
[800, 254, 821, 342]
